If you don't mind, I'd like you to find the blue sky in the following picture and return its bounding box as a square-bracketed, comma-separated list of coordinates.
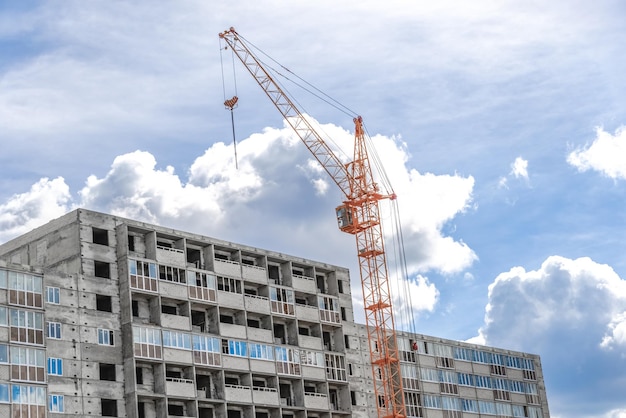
[1, 1, 626, 416]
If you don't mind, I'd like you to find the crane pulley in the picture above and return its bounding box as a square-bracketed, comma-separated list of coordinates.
[219, 27, 407, 418]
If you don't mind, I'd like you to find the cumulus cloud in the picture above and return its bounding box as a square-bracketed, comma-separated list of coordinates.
[474, 256, 626, 416]
[393, 274, 440, 329]
[511, 156, 529, 179]
[0, 118, 475, 322]
[477, 256, 626, 348]
[568, 126, 626, 179]
[0, 177, 72, 243]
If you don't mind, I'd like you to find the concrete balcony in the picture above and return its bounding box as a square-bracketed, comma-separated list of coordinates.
[159, 280, 188, 299]
[217, 291, 244, 309]
[163, 348, 193, 363]
[292, 274, 317, 293]
[224, 384, 252, 403]
[304, 392, 329, 410]
[247, 327, 273, 344]
[250, 358, 276, 374]
[220, 322, 247, 339]
[222, 355, 249, 371]
[160, 313, 190, 331]
[252, 386, 279, 406]
[244, 294, 270, 314]
[298, 334, 323, 350]
[156, 246, 186, 267]
[242, 264, 267, 283]
[214, 259, 241, 277]
[165, 377, 195, 398]
[196, 386, 222, 400]
[302, 365, 326, 380]
[296, 304, 319, 322]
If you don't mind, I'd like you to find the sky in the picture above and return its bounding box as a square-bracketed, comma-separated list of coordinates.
[1, 1, 625, 416]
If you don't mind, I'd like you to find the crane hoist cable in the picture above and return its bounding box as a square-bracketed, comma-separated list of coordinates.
[220, 38, 240, 169]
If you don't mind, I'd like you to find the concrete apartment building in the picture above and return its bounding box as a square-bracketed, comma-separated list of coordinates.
[0, 209, 550, 418]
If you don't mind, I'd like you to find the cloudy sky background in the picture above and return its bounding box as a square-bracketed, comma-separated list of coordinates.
[1, 1, 626, 416]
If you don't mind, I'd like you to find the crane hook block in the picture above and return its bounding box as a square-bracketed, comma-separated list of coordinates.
[224, 96, 239, 110]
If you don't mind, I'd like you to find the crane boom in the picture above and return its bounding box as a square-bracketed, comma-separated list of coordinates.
[219, 27, 407, 418]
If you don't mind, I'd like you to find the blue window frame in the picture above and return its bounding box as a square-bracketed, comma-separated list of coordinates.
[48, 358, 63, 376]
[47, 322, 61, 339]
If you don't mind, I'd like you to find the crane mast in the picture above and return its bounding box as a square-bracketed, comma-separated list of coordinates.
[219, 27, 406, 418]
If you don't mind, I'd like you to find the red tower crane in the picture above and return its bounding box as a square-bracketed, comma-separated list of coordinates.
[219, 27, 407, 418]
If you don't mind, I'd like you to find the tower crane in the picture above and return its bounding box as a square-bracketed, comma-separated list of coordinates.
[219, 27, 407, 418]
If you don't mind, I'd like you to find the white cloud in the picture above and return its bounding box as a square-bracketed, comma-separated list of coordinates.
[477, 256, 626, 347]
[392, 274, 440, 329]
[0, 177, 72, 243]
[568, 126, 626, 179]
[0, 118, 474, 322]
[601, 410, 626, 418]
[511, 156, 529, 179]
[474, 255, 626, 416]
[601, 312, 626, 351]
[77, 119, 475, 276]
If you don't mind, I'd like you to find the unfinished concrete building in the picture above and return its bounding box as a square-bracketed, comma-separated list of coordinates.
[0, 209, 549, 418]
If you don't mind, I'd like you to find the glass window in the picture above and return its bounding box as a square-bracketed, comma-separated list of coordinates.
[475, 375, 492, 388]
[454, 346, 474, 361]
[192, 335, 220, 352]
[249, 343, 274, 360]
[493, 378, 509, 390]
[420, 367, 439, 382]
[510, 380, 526, 393]
[227, 340, 247, 357]
[98, 329, 114, 346]
[162, 331, 191, 350]
[441, 396, 461, 411]
[479, 401, 497, 415]
[458, 373, 473, 386]
[422, 395, 441, 409]
[512, 405, 526, 417]
[0, 345, 7, 363]
[0, 384, 8, 403]
[474, 350, 492, 363]
[12, 385, 45, 405]
[47, 322, 62, 339]
[495, 402, 512, 416]
[0, 269, 6, 288]
[492, 353, 506, 365]
[462, 399, 479, 412]
[49, 394, 64, 412]
[507, 355, 522, 368]
[522, 358, 535, 371]
[46, 287, 60, 304]
[48, 358, 63, 376]
[433, 344, 453, 358]
[0, 307, 6, 326]
[438, 370, 456, 383]
[300, 350, 324, 367]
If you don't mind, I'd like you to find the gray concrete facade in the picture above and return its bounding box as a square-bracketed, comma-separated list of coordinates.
[0, 208, 549, 418]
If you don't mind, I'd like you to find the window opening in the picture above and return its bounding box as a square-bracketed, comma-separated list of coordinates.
[94, 261, 111, 279]
[92, 228, 109, 246]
